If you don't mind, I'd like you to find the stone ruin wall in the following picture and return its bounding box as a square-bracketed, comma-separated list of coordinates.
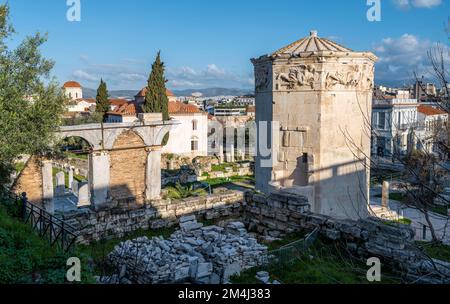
[64, 188, 449, 283]
[65, 190, 246, 245]
[11, 156, 44, 207]
[109, 130, 148, 206]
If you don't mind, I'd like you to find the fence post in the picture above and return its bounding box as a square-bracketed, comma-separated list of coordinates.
[21, 192, 28, 221]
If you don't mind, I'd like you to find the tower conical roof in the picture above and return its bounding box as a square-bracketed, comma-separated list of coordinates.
[272, 30, 352, 56]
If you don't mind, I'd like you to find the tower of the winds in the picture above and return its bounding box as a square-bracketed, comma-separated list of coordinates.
[252, 31, 378, 220]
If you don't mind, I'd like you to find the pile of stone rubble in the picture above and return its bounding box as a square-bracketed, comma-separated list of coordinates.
[103, 216, 267, 284]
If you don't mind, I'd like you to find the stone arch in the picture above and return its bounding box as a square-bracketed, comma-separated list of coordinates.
[56, 132, 98, 150]
[109, 130, 147, 205]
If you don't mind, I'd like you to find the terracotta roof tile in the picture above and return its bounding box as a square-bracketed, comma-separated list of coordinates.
[168, 101, 200, 114]
[418, 105, 447, 116]
[136, 87, 175, 97]
[109, 102, 141, 116]
[63, 81, 82, 88]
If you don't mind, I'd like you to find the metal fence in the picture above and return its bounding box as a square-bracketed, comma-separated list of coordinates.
[4, 192, 78, 252]
[262, 228, 320, 273]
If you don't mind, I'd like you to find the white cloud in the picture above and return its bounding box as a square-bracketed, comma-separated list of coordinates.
[412, 0, 442, 8]
[73, 70, 98, 82]
[373, 33, 449, 84]
[393, 0, 442, 9]
[166, 64, 252, 89]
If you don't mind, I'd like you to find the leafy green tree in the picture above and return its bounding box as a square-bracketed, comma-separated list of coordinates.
[95, 79, 110, 121]
[0, 5, 66, 193]
[143, 51, 170, 144]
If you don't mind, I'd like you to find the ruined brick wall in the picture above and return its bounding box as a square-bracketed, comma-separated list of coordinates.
[12, 156, 43, 206]
[110, 130, 147, 205]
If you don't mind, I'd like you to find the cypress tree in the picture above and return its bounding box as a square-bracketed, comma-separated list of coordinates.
[143, 51, 169, 121]
[143, 51, 170, 144]
[95, 79, 110, 121]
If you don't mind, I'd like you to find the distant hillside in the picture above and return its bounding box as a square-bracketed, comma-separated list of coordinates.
[172, 88, 254, 97]
[82, 87, 254, 99]
[82, 88, 139, 99]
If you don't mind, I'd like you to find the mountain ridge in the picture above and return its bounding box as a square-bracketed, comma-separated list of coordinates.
[81, 87, 254, 99]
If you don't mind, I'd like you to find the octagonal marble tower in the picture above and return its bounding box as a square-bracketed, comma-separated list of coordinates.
[252, 31, 378, 220]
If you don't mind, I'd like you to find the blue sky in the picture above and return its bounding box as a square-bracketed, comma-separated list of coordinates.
[3, 0, 449, 90]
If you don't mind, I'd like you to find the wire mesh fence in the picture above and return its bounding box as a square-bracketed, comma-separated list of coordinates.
[261, 228, 320, 275]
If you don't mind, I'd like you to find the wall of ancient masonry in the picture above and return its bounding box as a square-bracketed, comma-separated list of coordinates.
[12, 156, 44, 206]
[63, 187, 449, 283]
[65, 190, 246, 244]
[244, 190, 450, 283]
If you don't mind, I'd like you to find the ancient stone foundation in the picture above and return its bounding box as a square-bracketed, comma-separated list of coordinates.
[66, 188, 449, 283]
[65, 190, 246, 245]
[244, 190, 450, 284]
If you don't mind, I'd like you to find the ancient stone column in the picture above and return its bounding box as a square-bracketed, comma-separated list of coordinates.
[382, 181, 390, 208]
[146, 147, 162, 200]
[68, 167, 74, 190]
[252, 30, 377, 220]
[88, 151, 110, 207]
[77, 182, 90, 207]
[55, 171, 65, 197]
[72, 180, 79, 195]
[41, 160, 54, 214]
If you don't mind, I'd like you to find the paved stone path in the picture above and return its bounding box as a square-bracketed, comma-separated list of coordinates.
[370, 186, 450, 245]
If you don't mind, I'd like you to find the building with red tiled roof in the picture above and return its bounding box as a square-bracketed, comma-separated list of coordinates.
[135, 87, 177, 103]
[63, 81, 83, 100]
[63, 81, 82, 88]
[418, 105, 447, 116]
[168, 101, 200, 115]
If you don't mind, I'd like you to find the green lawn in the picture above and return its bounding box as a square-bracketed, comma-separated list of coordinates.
[417, 242, 450, 263]
[211, 163, 238, 173]
[231, 237, 401, 284]
[64, 152, 89, 160]
[0, 201, 95, 283]
[52, 168, 86, 188]
[203, 175, 255, 188]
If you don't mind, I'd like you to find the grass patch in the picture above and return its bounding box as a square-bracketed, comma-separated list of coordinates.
[231, 238, 401, 284]
[64, 152, 88, 160]
[52, 168, 86, 188]
[203, 175, 255, 188]
[417, 242, 450, 263]
[0, 201, 95, 283]
[429, 205, 449, 216]
[14, 162, 25, 173]
[210, 163, 241, 173]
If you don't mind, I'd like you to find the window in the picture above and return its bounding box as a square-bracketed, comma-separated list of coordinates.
[378, 112, 386, 129]
[192, 120, 198, 131]
[191, 137, 199, 151]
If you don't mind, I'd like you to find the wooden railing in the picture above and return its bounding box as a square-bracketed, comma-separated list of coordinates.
[6, 192, 78, 252]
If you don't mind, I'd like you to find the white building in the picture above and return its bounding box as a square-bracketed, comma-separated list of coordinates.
[63, 81, 83, 100]
[214, 106, 247, 117]
[416, 105, 448, 155]
[162, 102, 208, 157]
[372, 95, 419, 157]
[107, 89, 209, 157]
[63, 81, 129, 115]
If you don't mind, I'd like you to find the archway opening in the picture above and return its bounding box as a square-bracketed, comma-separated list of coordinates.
[52, 136, 93, 212]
